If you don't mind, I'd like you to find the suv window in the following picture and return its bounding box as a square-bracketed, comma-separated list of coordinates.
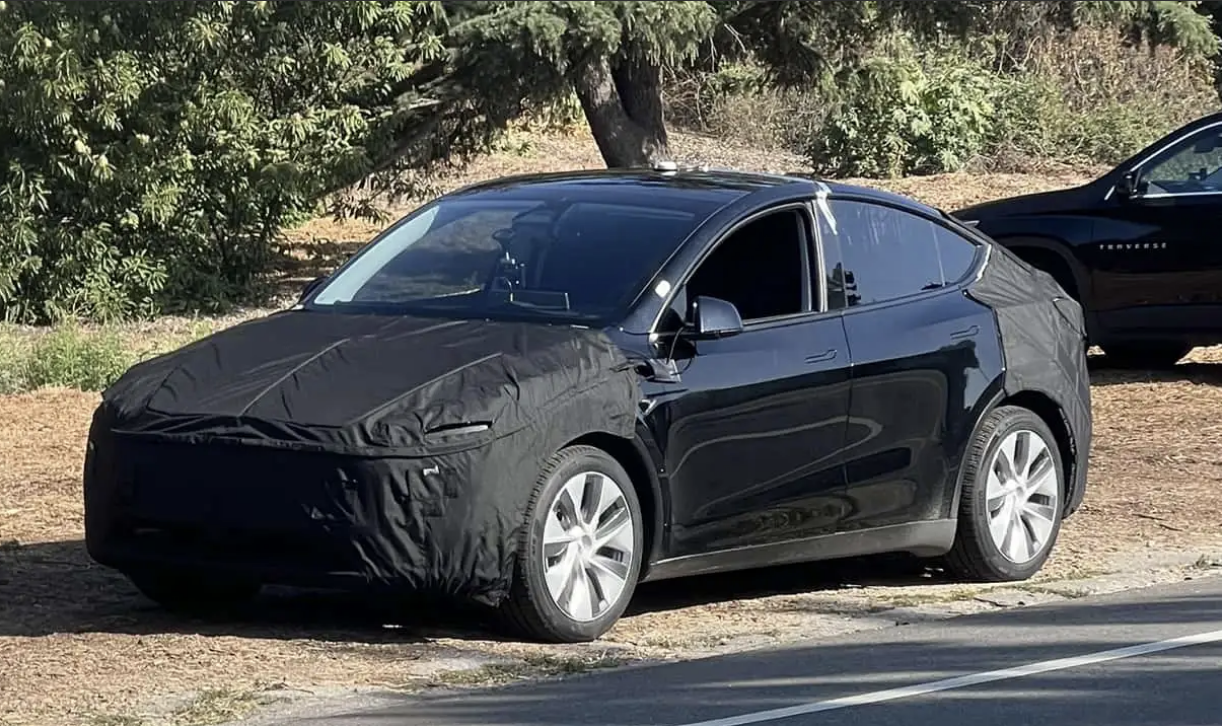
[822, 200, 978, 309]
[660, 208, 811, 331]
[1142, 125, 1222, 195]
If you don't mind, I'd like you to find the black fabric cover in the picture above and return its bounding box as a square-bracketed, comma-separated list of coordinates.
[967, 245, 1093, 515]
[83, 311, 640, 606]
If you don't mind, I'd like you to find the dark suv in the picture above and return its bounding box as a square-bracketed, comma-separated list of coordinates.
[955, 112, 1222, 368]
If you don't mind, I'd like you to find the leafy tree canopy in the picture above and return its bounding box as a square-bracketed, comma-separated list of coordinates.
[426, 1, 1221, 168]
[0, 0, 450, 323]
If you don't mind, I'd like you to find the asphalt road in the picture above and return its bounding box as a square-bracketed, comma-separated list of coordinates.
[285, 574, 1222, 726]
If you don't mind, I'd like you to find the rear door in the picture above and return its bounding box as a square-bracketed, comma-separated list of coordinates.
[815, 198, 1003, 535]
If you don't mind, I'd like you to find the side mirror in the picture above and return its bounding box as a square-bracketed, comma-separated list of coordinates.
[1116, 170, 1144, 199]
[299, 275, 326, 302]
[687, 296, 744, 340]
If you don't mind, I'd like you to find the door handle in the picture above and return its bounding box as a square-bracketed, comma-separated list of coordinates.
[805, 349, 838, 364]
[950, 325, 979, 340]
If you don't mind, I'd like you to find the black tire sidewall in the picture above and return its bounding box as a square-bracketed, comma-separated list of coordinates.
[1101, 342, 1191, 369]
[966, 408, 1066, 581]
[518, 447, 644, 642]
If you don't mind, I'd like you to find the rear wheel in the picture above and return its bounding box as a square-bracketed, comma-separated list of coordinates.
[945, 406, 1065, 582]
[126, 568, 261, 616]
[501, 445, 644, 643]
[1100, 342, 1192, 370]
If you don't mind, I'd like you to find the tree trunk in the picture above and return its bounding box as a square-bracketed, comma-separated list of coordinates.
[571, 53, 671, 168]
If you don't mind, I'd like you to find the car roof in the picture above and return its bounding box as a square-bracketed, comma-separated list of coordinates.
[442, 166, 945, 218]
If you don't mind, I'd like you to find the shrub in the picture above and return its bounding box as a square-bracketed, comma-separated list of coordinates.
[808, 45, 1001, 178]
[664, 63, 828, 153]
[666, 27, 1219, 178]
[0, 317, 223, 394]
[987, 27, 1219, 170]
[20, 325, 134, 392]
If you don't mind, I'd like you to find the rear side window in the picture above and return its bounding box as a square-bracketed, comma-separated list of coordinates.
[822, 200, 979, 309]
[931, 222, 981, 284]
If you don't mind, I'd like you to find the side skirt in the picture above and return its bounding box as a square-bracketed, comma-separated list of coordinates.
[640, 519, 958, 583]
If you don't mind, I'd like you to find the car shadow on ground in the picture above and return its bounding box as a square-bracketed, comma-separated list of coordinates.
[0, 539, 944, 643]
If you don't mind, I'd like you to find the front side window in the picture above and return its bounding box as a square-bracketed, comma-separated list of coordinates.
[658, 208, 812, 332]
[822, 200, 980, 309]
[309, 195, 719, 325]
[1141, 126, 1222, 195]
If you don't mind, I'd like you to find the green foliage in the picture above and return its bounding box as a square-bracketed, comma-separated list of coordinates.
[988, 26, 1218, 168]
[736, 15, 1218, 178]
[0, 324, 132, 393]
[21, 324, 133, 392]
[0, 317, 219, 394]
[810, 47, 999, 177]
[449, 1, 717, 79]
[1, 0, 1221, 329]
[0, 1, 448, 325]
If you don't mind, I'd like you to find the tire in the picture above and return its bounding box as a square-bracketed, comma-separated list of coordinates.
[126, 568, 261, 616]
[501, 445, 645, 643]
[1100, 342, 1192, 370]
[944, 405, 1065, 582]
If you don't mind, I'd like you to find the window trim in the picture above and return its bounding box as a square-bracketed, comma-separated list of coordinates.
[1109, 120, 1222, 201]
[814, 195, 985, 315]
[647, 202, 824, 337]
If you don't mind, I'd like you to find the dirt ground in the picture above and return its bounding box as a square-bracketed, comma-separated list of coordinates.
[3, 131, 1221, 726]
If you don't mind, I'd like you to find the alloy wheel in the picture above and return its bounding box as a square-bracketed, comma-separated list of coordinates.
[986, 428, 1061, 564]
[540, 470, 636, 623]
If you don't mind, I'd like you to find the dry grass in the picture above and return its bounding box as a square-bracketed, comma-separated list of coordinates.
[3, 129, 1222, 726]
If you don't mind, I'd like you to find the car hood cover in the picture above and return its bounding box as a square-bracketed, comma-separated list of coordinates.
[97, 310, 640, 455]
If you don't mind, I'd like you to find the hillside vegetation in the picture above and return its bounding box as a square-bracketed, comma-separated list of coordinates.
[0, 1, 1220, 329]
[0, 1, 1221, 395]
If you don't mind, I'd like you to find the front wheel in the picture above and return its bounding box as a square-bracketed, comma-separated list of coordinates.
[501, 445, 644, 643]
[944, 406, 1065, 582]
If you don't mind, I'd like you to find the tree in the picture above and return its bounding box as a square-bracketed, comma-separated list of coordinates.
[0, 1, 453, 323]
[1192, 0, 1222, 97]
[422, 1, 1220, 169]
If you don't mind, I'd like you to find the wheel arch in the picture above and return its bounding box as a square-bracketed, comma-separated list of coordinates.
[954, 388, 1080, 519]
[562, 430, 667, 579]
[999, 236, 1086, 301]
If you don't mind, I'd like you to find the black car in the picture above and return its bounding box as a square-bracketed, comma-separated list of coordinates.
[84, 167, 1092, 644]
[955, 112, 1222, 369]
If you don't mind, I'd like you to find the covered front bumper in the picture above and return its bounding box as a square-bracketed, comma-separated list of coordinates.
[83, 422, 532, 607]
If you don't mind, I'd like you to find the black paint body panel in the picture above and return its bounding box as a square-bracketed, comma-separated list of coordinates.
[955, 111, 1222, 347]
[83, 167, 1092, 605]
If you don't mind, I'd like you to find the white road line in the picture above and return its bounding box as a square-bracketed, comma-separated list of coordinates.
[672, 627, 1222, 726]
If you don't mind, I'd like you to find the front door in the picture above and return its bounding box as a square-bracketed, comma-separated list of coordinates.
[1090, 122, 1222, 338]
[642, 204, 854, 561]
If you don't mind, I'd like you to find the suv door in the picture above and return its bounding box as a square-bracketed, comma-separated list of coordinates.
[1092, 121, 1222, 338]
[643, 203, 855, 564]
[816, 198, 1001, 537]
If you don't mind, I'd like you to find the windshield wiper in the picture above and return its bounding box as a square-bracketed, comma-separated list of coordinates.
[487, 288, 573, 312]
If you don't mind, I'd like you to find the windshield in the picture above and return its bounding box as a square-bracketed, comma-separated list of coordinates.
[307, 193, 718, 325]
